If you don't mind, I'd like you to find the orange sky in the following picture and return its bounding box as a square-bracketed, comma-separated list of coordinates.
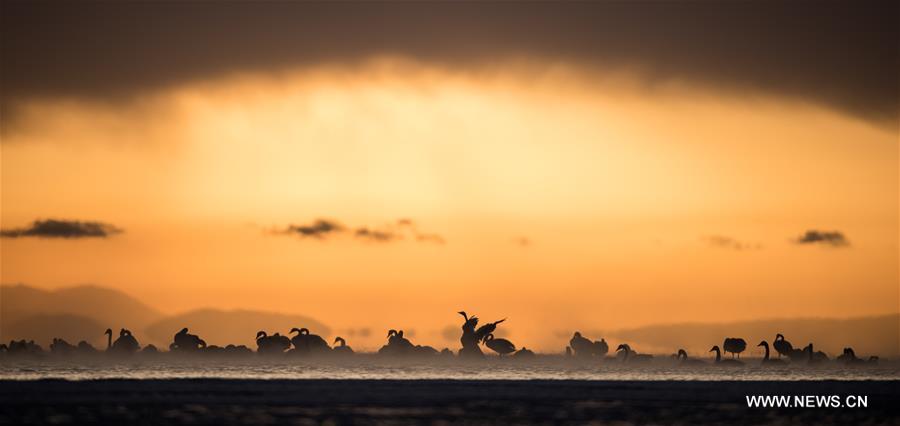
[1, 59, 897, 350]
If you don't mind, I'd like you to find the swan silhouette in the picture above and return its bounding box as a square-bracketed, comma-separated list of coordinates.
[458, 311, 484, 357]
[722, 338, 746, 359]
[773, 334, 793, 358]
[107, 328, 140, 355]
[332, 337, 354, 355]
[256, 331, 290, 355]
[709, 345, 742, 365]
[483, 334, 516, 356]
[593, 339, 609, 357]
[569, 332, 593, 357]
[514, 347, 536, 358]
[616, 344, 652, 363]
[290, 327, 330, 354]
[804, 343, 828, 364]
[757, 341, 785, 365]
[379, 329, 415, 356]
[474, 319, 506, 343]
[676, 349, 706, 366]
[171, 328, 206, 352]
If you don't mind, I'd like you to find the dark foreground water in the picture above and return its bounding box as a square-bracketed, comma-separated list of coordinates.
[1, 379, 898, 425]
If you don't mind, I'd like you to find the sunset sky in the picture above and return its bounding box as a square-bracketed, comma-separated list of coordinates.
[1, 2, 897, 350]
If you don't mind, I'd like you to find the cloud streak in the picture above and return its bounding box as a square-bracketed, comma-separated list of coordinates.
[794, 230, 849, 247]
[0, 219, 122, 239]
[703, 235, 761, 251]
[282, 219, 345, 239]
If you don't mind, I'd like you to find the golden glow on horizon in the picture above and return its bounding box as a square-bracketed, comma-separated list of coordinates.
[2, 59, 897, 350]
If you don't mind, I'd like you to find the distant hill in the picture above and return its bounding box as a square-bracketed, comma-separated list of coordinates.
[604, 314, 900, 358]
[2, 314, 107, 348]
[146, 308, 330, 348]
[1, 284, 163, 345]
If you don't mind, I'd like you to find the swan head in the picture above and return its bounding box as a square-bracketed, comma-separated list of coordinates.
[677, 349, 687, 358]
[290, 327, 301, 335]
[573, 332, 582, 338]
[387, 329, 398, 337]
[398, 330, 404, 337]
[105, 328, 112, 336]
[334, 337, 345, 345]
[616, 344, 630, 352]
[709, 345, 720, 353]
[300, 328, 310, 335]
[256, 331, 267, 339]
[179, 328, 188, 334]
[776, 333, 784, 340]
[458, 311, 467, 319]
[757, 341, 768, 348]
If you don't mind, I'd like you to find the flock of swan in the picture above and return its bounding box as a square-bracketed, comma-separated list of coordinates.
[0, 311, 881, 366]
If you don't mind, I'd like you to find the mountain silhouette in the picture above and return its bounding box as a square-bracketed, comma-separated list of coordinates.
[1, 284, 163, 344]
[2, 314, 107, 347]
[146, 308, 330, 348]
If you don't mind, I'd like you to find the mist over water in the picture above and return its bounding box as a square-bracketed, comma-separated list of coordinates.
[3, 357, 897, 381]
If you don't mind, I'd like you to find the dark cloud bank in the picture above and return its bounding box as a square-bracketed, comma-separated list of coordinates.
[1, 1, 897, 127]
[0, 219, 122, 239]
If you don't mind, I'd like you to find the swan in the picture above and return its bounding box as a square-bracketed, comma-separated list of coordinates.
[332, 337, 354, 355]
[676, 349, 706, 366]
[722, 338, 747, 359]
[773, 334, 793, 358]
[290, 327, 330, 354]
[836, 347, 865, 365]
[483, 334, 516, 356]
[616, 344, 652, 363]
[569, 332, 593, 357]
[757, 341, 785, 365]
[593, 339, 609, 357]
[709, 345, 742, 365]
[50, 338, 76, 355]
[474, 319, 506, 343]
[107, 328, 140, 354]
[458, 311, 480, 347]
[514, 347, 536, 358]
[379, 329, 415, 356]
[256, 331, 290, 355]
[804, 343, 828, 364]
[172, 328, 206, 352]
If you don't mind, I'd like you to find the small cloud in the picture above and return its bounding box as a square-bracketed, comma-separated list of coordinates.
[416, 233, 446, 245]
[355, 227, 399, 242]
[703, 235, 761, 251]
[794, 230, 849, 247]
[282, 219, 345, 239]
[0, 219, 122, 239]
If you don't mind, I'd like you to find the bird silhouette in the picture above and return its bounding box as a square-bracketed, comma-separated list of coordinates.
[256, 331, 290, 355]
[804, 343, 828, 364]
[722, 338, 747, 359]
[569, 332, 593, 357]
[171, 328, 206, 352]
[773, 333, 793, 359]
[592, 339, 609, 357]
[483, 334, 516, 356]
[514, 347, 536, 358]
[757, 341, 785, 365]
[474, 319, 506, 344]
[332, 337, 354, 355]
[616, 344, 652, 363]
[107, 328, 140, 355]
[709, 345, 742, 365]
[676, 349, 706, 366]
[290, 327, 331, 355]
